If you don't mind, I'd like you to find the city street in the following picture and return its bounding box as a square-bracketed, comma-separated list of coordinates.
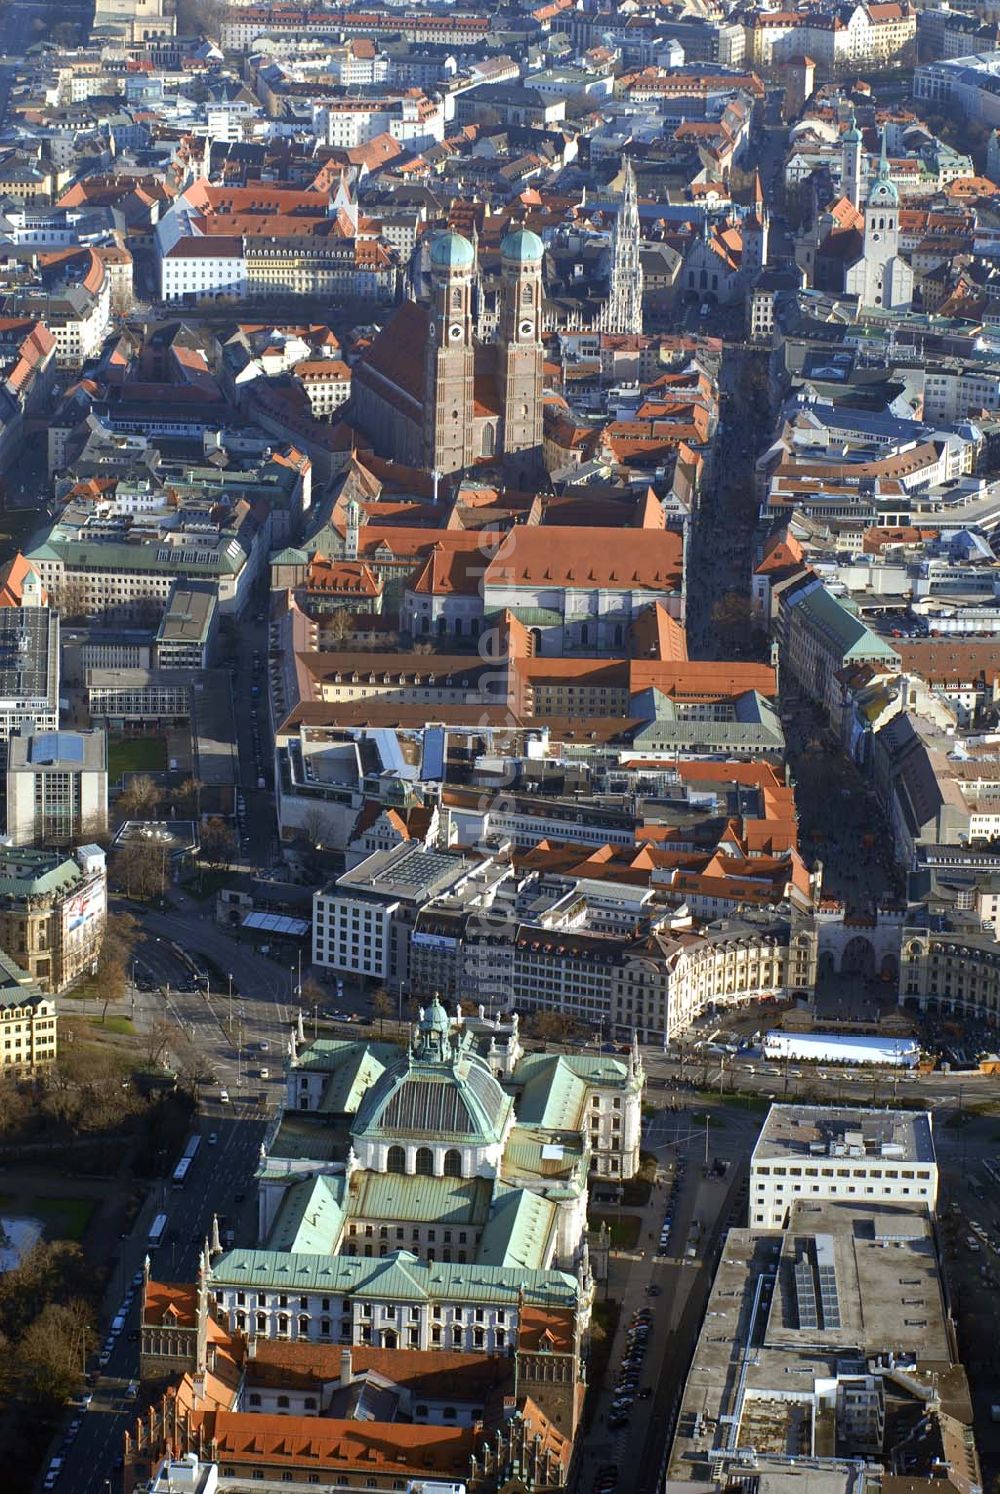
[685, 344, 765, 659]
[49, 1102, 267, 1494]
[780, 690, 903, 911]
[574, 1099, 760, 1494]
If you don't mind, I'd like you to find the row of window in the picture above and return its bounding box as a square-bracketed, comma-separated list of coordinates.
[222, 1291, 505, 1324]
[230, 1311, 504, 1349]
[756, 1165, 932, 1179]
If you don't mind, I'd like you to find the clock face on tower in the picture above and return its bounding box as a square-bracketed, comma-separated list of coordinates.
[520, 319, 533, 336]
[449, 324, 463, 340]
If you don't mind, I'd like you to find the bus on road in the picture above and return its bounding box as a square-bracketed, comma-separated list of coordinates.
[172, 1134, 201, 1189]
[148, 1213, 168, 1251]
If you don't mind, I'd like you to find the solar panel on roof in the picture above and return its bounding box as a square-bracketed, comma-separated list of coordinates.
[793, 1259, 819, 1330]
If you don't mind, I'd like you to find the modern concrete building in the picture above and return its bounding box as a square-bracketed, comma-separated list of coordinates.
[0, 606, 59, 745]
[153, 581, 219, 670]
[750, 1104, 938, 1228]
[668, 1196, 977, 1491]
[312, 843, 480, 991]
[6, 728, 107, 846]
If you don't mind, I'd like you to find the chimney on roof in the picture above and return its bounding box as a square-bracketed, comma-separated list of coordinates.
[341, 1345, 353, 1386]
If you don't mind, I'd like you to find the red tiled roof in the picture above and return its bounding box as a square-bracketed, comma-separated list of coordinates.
[484, 526, 683, 593]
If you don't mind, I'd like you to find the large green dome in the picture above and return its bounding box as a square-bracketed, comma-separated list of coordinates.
[351, 1048, 512, 1145]
[501, 227, 544, 263]
[429, 231, 475, 270]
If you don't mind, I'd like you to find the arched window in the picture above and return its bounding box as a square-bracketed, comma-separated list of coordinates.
[420, 616, 429, 635]
[387, 1145, 405, 1173]
[454, 617, 463, 638]
[482, 423, 495, 458]
[452, 289, 462, 308]
[416, 1146, 434, 1175]
[580, 622, 589, 646]
[522, 284, 533, 304]
[298, 1316, 309, 1335]
[277, 1315, 289, 1335]
[256, 1313, 266, 1333]
[443, 1148, 462, 1177]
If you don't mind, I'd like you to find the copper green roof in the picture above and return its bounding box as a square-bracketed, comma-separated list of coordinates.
[501, 1125, 588, 1196]
[0, 848, 93, 899]
[514, 1052, 635, 1130]
[349, 1171, 492, 1226]
[316, 1045, 392, 1115]
[477, 1185, 557, 1270]
[211, 1247, 579, 1307]
[268, 1172, 347, 1254]
[351, 1050, 513, 1146]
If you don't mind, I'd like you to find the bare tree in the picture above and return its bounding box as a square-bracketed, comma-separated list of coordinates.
[171, 777, 203, 818]
[53, 575, 90, 621]
[19, 1299, 96, 1407]
[301, 806, 335, 851]
[143, 1018, 174, 1070]
[96, 910, 138, 1022]
[77, 813, 111, 849]
[199, 816, 236, 870]
[111, 840, 166, 901]
[529, 1009, 575, 1043]
[117, 774, 160, 819]
[372, 987, 393, 1036]
[322, 609, 354, 649]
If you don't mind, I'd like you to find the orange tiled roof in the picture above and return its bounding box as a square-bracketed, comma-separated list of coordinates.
[143, 1280, 197, 1329]
[484, 527, 682, 593]
[0, 552, 46, 607]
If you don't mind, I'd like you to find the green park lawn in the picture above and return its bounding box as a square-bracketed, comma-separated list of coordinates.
[108, 735, 168, 777]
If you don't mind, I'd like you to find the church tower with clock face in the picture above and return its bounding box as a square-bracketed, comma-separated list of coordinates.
[497, 227, 545, 484]
[424, 231, 477, 477]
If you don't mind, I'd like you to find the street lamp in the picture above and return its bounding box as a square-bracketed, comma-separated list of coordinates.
[228, 973, 233, 1029]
